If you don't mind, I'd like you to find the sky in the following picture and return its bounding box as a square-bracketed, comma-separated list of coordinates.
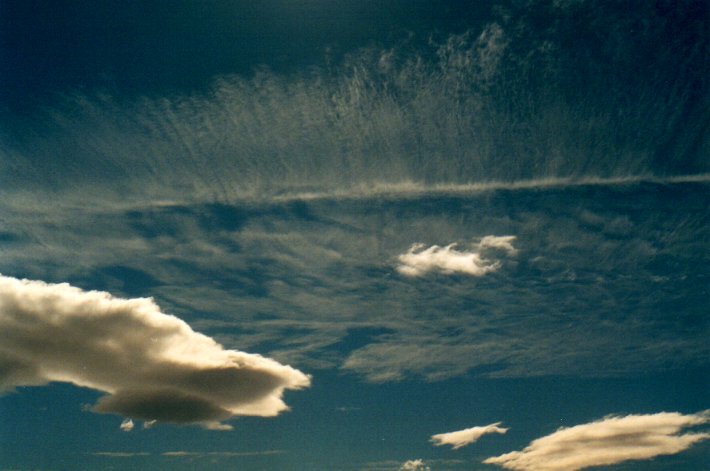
[1, 1, 709, 470]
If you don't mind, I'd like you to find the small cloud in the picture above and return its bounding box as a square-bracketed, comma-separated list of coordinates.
[478, 235, 517, 255]
[431, 422, 508, 449]
[120, 418, 134, 432]
[162, 450, 284, 458]
[0, 275, 310, 428]
[399, 459, 430, 471]
[484, 411, 710, 470]
[91, 452, 150, 458]
[162, 451, 196, 457]
[396, 236, 516, 277]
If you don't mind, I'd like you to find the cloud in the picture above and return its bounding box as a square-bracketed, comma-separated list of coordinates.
[484, 411, 710, 470]
[0, 275, 310, 428]
[161, 450, 283, 458]
[396, 236, 516, 277]
[91, 452, 150, 457]
[431, 422, 508, 449]
[399, 459, 430, 470]
[120, 418, 134, 432]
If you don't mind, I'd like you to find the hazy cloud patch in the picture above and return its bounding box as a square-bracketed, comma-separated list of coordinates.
[484, 411, 710, 470]
[0, 275, 310, 428]
[119, 418, 134, 432]
[399, 459, 430, 470]
[396, 236, 516, 277]
[431, 422, 508, 449]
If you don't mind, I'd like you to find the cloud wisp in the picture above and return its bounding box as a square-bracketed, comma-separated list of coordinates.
[431, 422, 508, 449]
[396, 236, 516, 277]
[484, 411, 710, 470]
[0, 275, 310, 429]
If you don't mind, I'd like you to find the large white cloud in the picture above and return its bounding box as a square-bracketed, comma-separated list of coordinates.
[431, 422, 508, 449]
[0, 275, 310, 429]
[484, 411, 710, 470]
[396, 236, 516, 277]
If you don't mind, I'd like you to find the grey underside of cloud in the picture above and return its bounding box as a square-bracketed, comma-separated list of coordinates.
[0, 275, 310, 427]
[0, 181, 707, 384]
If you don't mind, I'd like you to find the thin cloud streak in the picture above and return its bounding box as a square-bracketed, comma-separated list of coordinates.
[431, 422, 508, 449]
[484, 411, 710, 471]
[0, 275, 310, 428]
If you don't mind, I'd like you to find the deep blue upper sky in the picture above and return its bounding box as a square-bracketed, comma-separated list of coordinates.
[0, 0, 495, 111]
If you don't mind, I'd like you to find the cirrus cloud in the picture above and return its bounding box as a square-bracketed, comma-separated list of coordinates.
[0, 274, 310, 429]
[431, 422, 508, 449]
[396, 236, 516, 277]
[483, 411, 710, 470]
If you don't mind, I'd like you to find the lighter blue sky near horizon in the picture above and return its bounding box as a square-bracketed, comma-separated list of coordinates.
[1, 1, 709, 470]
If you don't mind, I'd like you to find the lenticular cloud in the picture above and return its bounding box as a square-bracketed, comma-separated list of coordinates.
[431, 422, 508, 449]
[396, 236, 516, 277]
[484, 411, 710, 471]
[0, 275, 310, 429]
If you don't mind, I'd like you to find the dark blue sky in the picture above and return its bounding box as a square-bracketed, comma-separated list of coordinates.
[0, 0, 494, 110]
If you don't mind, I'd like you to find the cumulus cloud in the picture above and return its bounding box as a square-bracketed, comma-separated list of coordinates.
[431, 422, 508, 449]
[120, 418, 134, 432]
[396, 236, 516, 277]
[0, 275, 310, 428]
[484, 411, 710, 470]
[399, 459, 430, 470]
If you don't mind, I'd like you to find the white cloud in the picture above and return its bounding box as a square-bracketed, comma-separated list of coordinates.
[431, 422, 508, 449]
[396, 236, 516, 277]
[484, 411, 710, 471]
[91, 452, 150, 457]
[0, 275, 310, 428]
[399, 459, 430, 470]
[120, 418, 134, 432]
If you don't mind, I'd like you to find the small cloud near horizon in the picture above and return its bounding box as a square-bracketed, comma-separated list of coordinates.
[399, 459, 430, 470]
[484, 411, 710, 470]
[431, 422, 509, 449]
[119, 418, 134, 432]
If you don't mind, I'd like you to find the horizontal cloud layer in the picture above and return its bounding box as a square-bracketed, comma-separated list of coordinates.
[396, 236, 516, 277]
[431, 422, 508, 449]
[0, 275, 310, 428]
[484, 411, 710, 470]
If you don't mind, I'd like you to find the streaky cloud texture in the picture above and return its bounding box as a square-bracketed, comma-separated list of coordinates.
[0, 274, 310, 428]
[396, 236, 516, 277]
[431, 422, 508, 449]
[484, 411, 710, 470]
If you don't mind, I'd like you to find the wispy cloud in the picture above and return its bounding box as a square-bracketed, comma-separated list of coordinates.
[0, 275, 310, 428]
[396, 236, 516, 277]
[162, 450, 283, 458]
[431, 422, 508, 449]
[484, 411, 710, 470]
[90, 452, 150, 457]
